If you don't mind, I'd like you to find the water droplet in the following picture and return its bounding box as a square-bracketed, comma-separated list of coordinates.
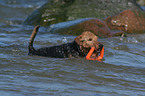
[62, 37, 68, 43]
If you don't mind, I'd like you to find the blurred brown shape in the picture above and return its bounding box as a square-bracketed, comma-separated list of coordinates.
[104, 9, 145, 34]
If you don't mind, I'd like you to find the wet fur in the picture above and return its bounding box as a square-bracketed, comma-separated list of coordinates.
[28, 25, 85, 58]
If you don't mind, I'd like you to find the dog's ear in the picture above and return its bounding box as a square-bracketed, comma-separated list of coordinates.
[74, 35, 81, 44]
[74, 32, 86, 45]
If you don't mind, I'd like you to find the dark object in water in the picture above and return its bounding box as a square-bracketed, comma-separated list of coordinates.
[28, 25, 103, 58]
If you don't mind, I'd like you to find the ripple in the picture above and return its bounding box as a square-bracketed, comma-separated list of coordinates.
[0, 0, 47, 8]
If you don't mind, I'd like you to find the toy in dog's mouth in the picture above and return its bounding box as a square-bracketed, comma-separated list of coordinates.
[80, 42, 103, 55]
[86, 43, 104, 61]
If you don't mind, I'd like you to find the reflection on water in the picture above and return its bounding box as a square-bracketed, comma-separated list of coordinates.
[0, 0, 145, 96]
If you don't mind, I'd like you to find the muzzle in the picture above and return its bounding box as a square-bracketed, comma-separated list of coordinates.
[86, 44, 104, 61]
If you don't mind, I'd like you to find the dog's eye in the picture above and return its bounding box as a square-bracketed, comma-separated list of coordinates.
[89, 39, 92, 41]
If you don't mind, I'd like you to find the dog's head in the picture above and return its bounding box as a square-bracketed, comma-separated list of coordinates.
[75, 31, 103, 55]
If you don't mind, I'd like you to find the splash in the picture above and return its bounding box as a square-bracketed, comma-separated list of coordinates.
[119, 36, 139, 44]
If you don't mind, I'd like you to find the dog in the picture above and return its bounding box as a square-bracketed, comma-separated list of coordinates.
[28, 25, 103, 58]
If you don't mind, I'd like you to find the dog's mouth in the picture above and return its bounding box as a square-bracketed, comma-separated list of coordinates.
[85, 43, 104, 60]
[80, 43, 103, 56]
[95, 43, 103, 53]
[90, 44, 103, 58]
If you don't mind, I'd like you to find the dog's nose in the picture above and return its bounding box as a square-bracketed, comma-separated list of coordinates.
[99, 43, 103, 49]
[96, 43, 103, 53]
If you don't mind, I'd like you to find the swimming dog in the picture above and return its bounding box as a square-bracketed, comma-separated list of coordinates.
[28, 25, 103, 58]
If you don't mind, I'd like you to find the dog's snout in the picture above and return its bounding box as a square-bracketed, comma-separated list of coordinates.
[95, 43, 103, 53]
[99, 44, 103, 49]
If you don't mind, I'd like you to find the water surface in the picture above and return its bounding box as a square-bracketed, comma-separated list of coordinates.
[0, 0, 145, 96]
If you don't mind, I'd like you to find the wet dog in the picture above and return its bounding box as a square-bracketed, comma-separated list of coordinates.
[28, 25, 103, 58]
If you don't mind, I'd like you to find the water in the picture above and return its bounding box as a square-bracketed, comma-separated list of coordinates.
[0, 0, 145, 96]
